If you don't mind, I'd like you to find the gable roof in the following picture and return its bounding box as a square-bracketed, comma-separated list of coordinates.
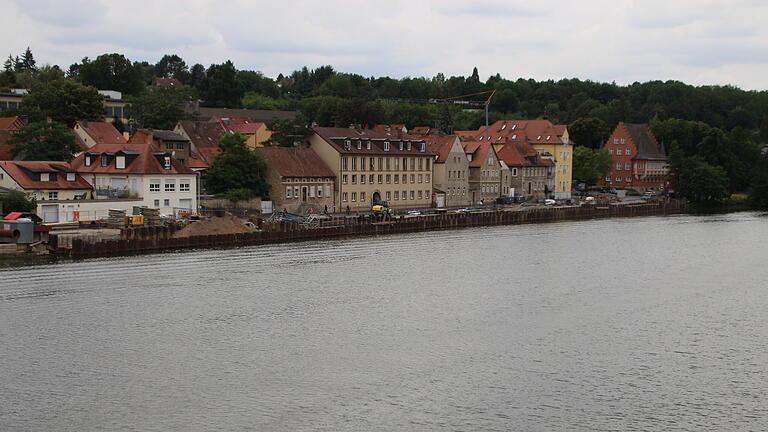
[622, 123, 667, 161]
[496, 141, 551, 167]
[461, 119, 568, 146]
[422, 135, 460, 163]
[257, 147, 335, 178]
[461, 140, 495, 168]
[0, 161, 93, 190]
[70, 142, 194, 175]
[192, 107, 297, 123]
[312, 126, 434, 156]
[156, 77, 183, 87]
[215, 116, 265, 134]
[0, 116, 26, 131]
[74, 121, 127, 145]
[176, 120, 224, 149]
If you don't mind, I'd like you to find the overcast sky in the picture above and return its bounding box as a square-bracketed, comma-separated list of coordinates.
[2, 0, 767, 90]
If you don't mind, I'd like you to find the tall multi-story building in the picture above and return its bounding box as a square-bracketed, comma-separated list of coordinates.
[309, 126, 435, 211]
[421, 134, 470, 207]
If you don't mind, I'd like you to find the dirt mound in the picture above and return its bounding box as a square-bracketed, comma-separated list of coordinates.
[173, 216, 251, 238]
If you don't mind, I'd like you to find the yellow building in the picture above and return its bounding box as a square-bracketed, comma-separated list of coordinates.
[309, 127, 435, 211]
[214, 117, 272, 148]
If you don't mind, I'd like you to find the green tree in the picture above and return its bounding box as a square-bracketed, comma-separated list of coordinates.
[79, 53, 144, 95]
[265, 115, 312, 147]
[21, 79, 104, 126]
[0, 190, 37, 213]
[189, 63, 206, 87]
[241, 92, 291, 110]
[19, 47, 37, 73]
[748, 154, 768, 210]
[569, 117, 609, 148]
[572, 146, 613, 184]
[9, 121, 81, 161]
[198, 61, 242, 107]
[126, 86, 195, 129]
[154, 54, 189, 82]
[671, 152, 730, 205]
[204, 132, 269, 198]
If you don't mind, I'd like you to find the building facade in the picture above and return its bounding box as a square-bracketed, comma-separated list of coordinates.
[423, 135, 470, 207]
[256, 147, 336, 213]
[462, 140, 501, 205]
[599, 122, 669, 192]
[310, 127, 435, 211]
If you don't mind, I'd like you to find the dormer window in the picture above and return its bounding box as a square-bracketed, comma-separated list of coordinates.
[85, 155, 92, 166]
[366, 141, 371, 150]
[384, 141, 390, 151]
[407, 142, 412, 151]
[399, 142, 403, 151]
[420, 143, 425, 152]
[478, 136, 483, 141]
[116, 155, 126, 169]
[345, 140, 351, 150]
[537, 136, 542, 140]
[511, 124, 516, 130]
[164, 156, 172, 170]
[546, 135, 551, 140]
[40, 172, 50, 181]
[501, 124, 507, 130]
[356, 140, 361, 150]
[66, 172, 75, 182]
[101, 155, 108, 166]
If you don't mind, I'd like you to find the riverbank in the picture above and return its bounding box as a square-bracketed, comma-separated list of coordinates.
[48, 199, 687, 258]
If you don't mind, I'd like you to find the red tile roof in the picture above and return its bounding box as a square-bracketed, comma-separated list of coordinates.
[409, 126, 440, 136]
[156, 77, 183, 87]
[462, 140, 493, 168]
[177, 120, 224, 149]
[74, 121, 126, 145]
[462, 119, 567, 146]
[215, 116, 266, 134]
[70, 142, 194, 175]
[256, 147, 335, 178]
[0, 130, 16, 160]
[0, 161, 93, 190]
[422, 135, 460, 163]
[0, 116, 25, 131]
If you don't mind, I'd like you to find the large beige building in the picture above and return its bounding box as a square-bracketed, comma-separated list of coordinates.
[310, 127, 435, 211]
[256, 146, 336, 213]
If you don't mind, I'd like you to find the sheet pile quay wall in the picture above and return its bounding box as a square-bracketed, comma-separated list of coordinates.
[51, 200, 687, 258]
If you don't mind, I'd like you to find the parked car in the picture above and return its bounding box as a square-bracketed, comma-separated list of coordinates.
[406, 210, 422, 215]
[544, 199, 556, 206]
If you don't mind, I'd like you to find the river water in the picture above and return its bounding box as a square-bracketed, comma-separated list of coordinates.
[2, 212, 768, 431]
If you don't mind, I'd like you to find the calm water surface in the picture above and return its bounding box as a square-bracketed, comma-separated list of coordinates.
[2, 212, 768, 431]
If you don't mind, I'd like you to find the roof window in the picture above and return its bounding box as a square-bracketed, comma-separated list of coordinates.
[85, 155, 91, 166]
[546, 135, 551, 140]
[383, 141, 390, 151]
[407, 142, 412, 151]
[67, 172, 75, 181]
[356, 140, 361, 150]
[512, 134, 517, 139]
[511, 124, 516, 130]
[164, 156, 172, 170]
[366, 141, 371, 150]
[345, 140, 351, 150]
[501, 124, 507, 130]
[537, 135, 542, 140]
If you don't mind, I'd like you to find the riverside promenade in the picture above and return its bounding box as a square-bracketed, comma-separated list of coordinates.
[50, 199, 687, 258]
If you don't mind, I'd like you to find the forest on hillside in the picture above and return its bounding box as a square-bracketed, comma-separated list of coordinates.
[3, 49, 768, 206]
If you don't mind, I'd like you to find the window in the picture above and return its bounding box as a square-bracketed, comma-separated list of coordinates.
[410, 158, 415, 170]
[360, 191, 365, 202]
[418, 190, 423, 200]
[420, 143, 425, 152]
[609, 149, 614, 155]
[384, 141, 390, 151]
[403, 157, 408, 170]
[294, 186, 299, 197]
[616, 162, 622, 170]
[286, 187, 292, 199]
[166, 143, 174, 150]
[378, 174, 383, 184]
[351, 192, 357, 202]
[369, 174, 374, 184]
[378, 157, 383, 170]
[352, 158, 357, 170]
[624, 162, 630, 170]
[394, 158, 399, 170]
[386, 158, 391, 170]
[317, 187, 323, 198]
[418, 158, 423, 170]
[425, 174, 430, 183]
[150, 181, 160, 192]
[177, 142, 185, 150]
[165, 181, 175, 192]
[512, 168, 518, 176]
[620, 138, 626, 144]
[343, 157, 349, 170]
[356, 140, 361, 150]
[154, 199, 160, 207]
[615, 176, 622, 182]
[410, 174, 415, 183]
[164, 157, 171, 169]
[425, 190, 430, 199]
[343, 175, 348, 184]
[164, 199, 170, 207]
[40, 172, 50, 181]
[366, 141, 371, 150]
[180, 182, 190, 192]
[626, 176, 632, 182]
[426, 158, 431, 170]
[386, 174, 391, 184]
[399, 142, 403, 151]
[386, 191, 391, 200]
[360, 157, 366, 171]
[407, 142, 411, 151]
[351, 175, 357, 184]
[116, 155, 125, 169]
[370, 158, 375, 170]
[345, 140, 351, 150]
[85, 155, 92, 166]
[342, 192, 348, 202]
[101, 156, 108, 167]
[360, 175, 366, 184]
[402, 191, 407, 200]
[410, 190, 415, 200]
[613, 138, 619, 144]
[393, 191, 399, 200]
[418, 174, 423, 183]
[394, 174, 399, 184]
[48, 191, 58, 200]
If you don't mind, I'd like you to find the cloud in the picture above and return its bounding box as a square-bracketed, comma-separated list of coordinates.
[0, 0, 766, 90]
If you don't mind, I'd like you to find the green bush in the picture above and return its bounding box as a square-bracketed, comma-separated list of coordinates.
[1, 190, 37, 213]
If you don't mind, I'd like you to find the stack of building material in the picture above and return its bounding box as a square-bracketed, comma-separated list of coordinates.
[141, 208, 162, 226]
[107, 209, 126, 229]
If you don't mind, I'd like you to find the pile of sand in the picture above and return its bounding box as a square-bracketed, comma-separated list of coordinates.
[172, 216, 251, 238]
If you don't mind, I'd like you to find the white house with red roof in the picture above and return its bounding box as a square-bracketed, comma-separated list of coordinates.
[70, 141, 198, 215]
[73, 120, 127, 148]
